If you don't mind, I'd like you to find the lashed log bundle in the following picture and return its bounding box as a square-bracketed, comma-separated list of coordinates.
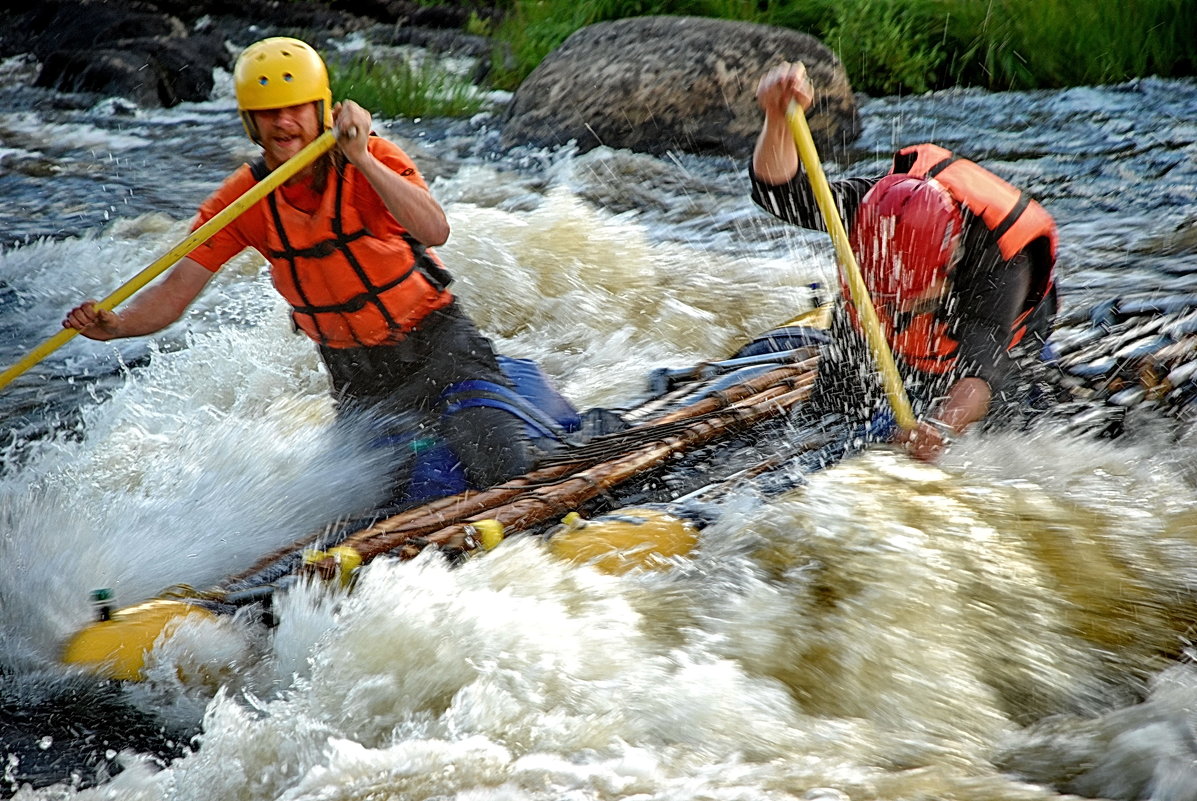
[418, 384, 818, 557]
[301, 358, 820, 574]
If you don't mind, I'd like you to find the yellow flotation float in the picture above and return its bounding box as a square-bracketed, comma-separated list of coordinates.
[62, 597, 217, 681]
[546, 507, 701, 574]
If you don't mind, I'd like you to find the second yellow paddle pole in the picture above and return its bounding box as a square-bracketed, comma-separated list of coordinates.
[784, 100, 917, 431]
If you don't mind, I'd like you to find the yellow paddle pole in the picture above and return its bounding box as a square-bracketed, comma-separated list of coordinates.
[784, 100, 917, 431]
[0, 129, 339, 393]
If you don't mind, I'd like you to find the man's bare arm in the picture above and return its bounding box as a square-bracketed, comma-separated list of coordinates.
[63, 257, 215, 340]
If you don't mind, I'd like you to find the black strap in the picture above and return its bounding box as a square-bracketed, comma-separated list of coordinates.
[258, 164, 400, 345]
[903, 153, 1037, 250]
[269, 230, 369, 260]
[925, 155, 961, 179]
[250, 156, 452, 345]
[991, 192, 1032, 242]
[325, 167, 403, 332]
[263, 173, 336, 344]
[288, 269, 419, 315]
[400, 232, 453, 291]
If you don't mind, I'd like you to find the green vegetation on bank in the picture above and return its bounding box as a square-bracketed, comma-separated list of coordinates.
[487, 0, 1196, 96]
[328, 52, 487, 118]
[319, 0, 1194, 117]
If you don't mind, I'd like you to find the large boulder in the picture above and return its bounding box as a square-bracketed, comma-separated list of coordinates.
[500, 16, 860, 160]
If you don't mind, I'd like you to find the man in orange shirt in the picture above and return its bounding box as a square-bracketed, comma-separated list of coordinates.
[64, 37, 534, 492]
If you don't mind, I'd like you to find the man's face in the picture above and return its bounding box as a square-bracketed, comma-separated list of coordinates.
[251, 102, 320, 167]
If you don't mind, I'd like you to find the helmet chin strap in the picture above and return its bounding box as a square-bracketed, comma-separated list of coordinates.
[240, 111, 262, 145]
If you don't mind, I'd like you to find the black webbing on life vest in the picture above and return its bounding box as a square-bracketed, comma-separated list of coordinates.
[925, 155, 961, 179]
[991, 191, 1032, 242]
[323, 166, 406, 339]
[253, 158, 334, 344]
[249, 159, 271, 182]
[251, 158, 454, 295]
[888, 307, 960, 370]
[400, 232, 453, 292]
[919, 154, 1034, 250]
[255, 158, 420, 347]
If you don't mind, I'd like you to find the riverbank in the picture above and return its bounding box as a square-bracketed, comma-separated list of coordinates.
[486, 0, 1196, 95]
[6, 0, 1194, 113]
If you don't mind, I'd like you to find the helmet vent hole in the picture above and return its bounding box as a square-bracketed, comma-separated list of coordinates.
[283, 73, 294, 82]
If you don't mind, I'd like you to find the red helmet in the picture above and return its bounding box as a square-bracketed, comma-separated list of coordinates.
[849, 174, 964, 301]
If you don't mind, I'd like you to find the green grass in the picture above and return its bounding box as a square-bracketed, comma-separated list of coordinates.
[940, 0, 1197, 90]
[327, 52, 488, 119]
[823, 0, 946, 94]
[481, 0, 1196, 96]
[321, 0, 1195, 108]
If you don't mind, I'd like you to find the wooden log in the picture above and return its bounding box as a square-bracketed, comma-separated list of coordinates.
[348, 380, 816, 563]
[260, 356, 818, 584]
[622, 347, 819, 423]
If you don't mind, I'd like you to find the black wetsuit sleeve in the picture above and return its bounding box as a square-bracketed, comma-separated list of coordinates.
[750, 164, 880, 417]
[947, 221, 1033, 390]
[749, 163, 876, 234]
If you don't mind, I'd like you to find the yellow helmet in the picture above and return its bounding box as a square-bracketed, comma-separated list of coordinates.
[233, 37, 333, 142]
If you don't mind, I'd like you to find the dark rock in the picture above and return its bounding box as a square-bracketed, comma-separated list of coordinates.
[0, 0, 381, 109]
[141, 0, 377, 33]
[330, 0, 501, 29]
[36, 34, 226, 107]
[501, 16, 861, 160]
[387, 27, 494, 60]
[2, 0, 185, 60]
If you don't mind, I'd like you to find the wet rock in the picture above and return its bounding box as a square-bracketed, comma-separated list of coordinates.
[36, 35, 226, 107]
[0, 0, 380, 108]
[6, 0, 189, 58]
[385, 27, 495, 60]
[0, 670, 198, 795]
[500, 16, 861, 160]
[332, 0, 499, 30]
[3, 0, 223, 106]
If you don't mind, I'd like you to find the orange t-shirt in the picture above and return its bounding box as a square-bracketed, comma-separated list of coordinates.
[187, 137, 430, 272]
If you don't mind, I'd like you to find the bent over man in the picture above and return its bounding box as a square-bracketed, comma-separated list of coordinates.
[64, 37, 534, 490]
[751, 62, 1058, 462]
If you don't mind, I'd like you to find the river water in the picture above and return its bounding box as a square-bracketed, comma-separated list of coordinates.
[2, 44, 1197, 801]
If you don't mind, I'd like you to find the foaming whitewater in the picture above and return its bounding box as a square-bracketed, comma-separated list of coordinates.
[438, 179, 826, 407]
[2, 185, 819, 665]
[21, 432, 1197, 801]
[0, 308, 402, 671]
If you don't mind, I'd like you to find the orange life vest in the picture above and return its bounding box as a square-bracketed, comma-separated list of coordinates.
[252, 157, 454, 349]
[848, 144, 1058, 374]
